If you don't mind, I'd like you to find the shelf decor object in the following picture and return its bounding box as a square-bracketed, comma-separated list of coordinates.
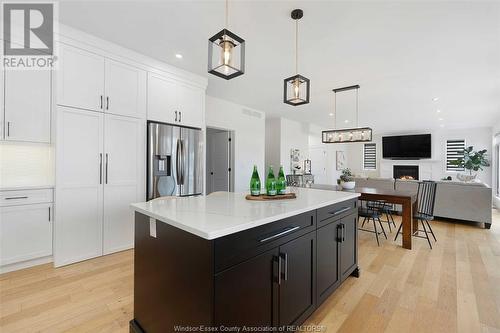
[208, 0, 245, 80]
[322, 85, 373, 143]
[245, 193, 297, 201]
[284, 9, 310, 106]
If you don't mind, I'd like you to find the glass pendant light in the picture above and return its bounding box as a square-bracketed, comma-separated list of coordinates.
[284, 9, 310, 106]
[208, 0, 245, 80]
[322, 85, 373, 143]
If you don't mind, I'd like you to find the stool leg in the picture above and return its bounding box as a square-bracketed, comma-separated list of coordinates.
[377, 217, 387, 239]
[373, 218, 380, 246]
[394, 222, 403, 241]
[425, 220, 437, 242]
[421, 219, 432, 249]
[385, 212, 392, 232]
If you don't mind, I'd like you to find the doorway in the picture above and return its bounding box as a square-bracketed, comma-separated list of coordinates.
[206, 127, 234, 194]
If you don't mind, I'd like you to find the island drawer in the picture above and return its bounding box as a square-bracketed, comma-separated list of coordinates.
[317, 199, 357, 225]
[214, 210, 316, 272]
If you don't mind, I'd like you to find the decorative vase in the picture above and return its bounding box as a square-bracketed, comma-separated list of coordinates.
[457, 173, 477, 182]
[341, 181, 356, 190]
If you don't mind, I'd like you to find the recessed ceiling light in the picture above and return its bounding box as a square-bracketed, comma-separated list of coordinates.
[432, 97, 439, 101]
[438, 117, 443, 121]
[436, 109, 441, 113]
[329, 113, 334, 116]
[344, 120, 349, 123]
[175, 54, 183, 59]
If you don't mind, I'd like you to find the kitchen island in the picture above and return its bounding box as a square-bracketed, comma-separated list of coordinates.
[129, 188, 360, 333]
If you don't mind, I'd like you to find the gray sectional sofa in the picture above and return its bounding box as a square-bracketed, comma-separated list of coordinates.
[354, 177, 493, 228]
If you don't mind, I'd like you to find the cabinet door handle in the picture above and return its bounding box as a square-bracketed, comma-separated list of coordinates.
[4, 196, 28, 200]
[259, 226, 300, 243]
[281, 253, 288, 281]
[277, 255, 282, 285]
[175, 111, 178, 122]
[7, 122, 10, 137]
[341, 224, 346, 242]
[106, 96, 109, 110]
[48, 207, 51, 221]
[337, 224, 342, 242]
[100, 95, 103, 109]
[105, 153, 109, 184]
[329, 207, 351, 217]
[179, 111, 181, 122]
[99, 153, 103, 184]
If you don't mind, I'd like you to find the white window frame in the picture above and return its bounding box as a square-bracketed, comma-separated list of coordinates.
[446, 139, 466, 172]
[363, 143, 377, 170]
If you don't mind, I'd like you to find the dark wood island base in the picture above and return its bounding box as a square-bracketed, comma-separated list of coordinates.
[130, 199, 359, 333]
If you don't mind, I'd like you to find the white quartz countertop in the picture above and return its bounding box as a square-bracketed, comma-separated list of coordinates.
[130, 187, 360, 240]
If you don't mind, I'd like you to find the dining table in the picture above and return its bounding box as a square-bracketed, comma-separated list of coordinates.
[307, 184, 418, 250]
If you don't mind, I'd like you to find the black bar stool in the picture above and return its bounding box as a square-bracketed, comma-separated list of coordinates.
[358, 200, 387, 246]
[394, 180, 437, 249]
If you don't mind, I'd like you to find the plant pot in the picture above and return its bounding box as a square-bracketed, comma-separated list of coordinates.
[341, 181, 356, 190]
[457, 173, 477, 182]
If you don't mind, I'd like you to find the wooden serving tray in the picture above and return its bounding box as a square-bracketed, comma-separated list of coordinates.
[245, 193, 297, 201]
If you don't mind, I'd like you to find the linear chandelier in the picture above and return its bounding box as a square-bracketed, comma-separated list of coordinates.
[322, 85, 373, 143]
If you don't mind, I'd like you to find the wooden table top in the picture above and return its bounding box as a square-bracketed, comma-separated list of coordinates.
[308, 184, 417, 200]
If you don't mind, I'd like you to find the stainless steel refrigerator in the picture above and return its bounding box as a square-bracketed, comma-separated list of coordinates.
[147, 121, 203, 200]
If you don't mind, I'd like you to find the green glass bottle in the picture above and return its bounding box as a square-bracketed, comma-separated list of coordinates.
[276, 166, 287, 195]
[266, 166, 277, 196]
[250, 165, 261, 196]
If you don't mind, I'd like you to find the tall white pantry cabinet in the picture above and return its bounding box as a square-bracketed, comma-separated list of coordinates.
[55, 43, 146, 266]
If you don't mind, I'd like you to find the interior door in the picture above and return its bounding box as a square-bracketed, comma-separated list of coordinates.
[147, 74, 177, 124]
[0, 203, 52, 266]
[55, 107, 104, 267]
[103, 114, 145, 254]
[207, 130, 230, 194]
[4, 69, 52, 143]
[279, 232, 316, 326]
[180, 127, 203, 196]
[57, 44, 105, 112]
[104, 59, 146, 118]
[177, 84, 203, 129]
[214, 247, 279, 327]
[309, 147, 328, 184]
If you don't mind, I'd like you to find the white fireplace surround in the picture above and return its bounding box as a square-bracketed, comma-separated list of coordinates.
[379, 159, 441, 181]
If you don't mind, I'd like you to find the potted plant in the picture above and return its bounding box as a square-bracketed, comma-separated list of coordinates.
[339, 168, 356, 189]
[450, 146, 490, 182]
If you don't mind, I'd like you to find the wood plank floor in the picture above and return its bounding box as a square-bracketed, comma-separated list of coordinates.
[1, 210, 499, 332]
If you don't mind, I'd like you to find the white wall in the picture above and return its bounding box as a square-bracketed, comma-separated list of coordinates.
[493, 120, 500, 208]
[205, 96, 265, 193]
[0, 142, 54, 188]
[265, 118, 281, 174]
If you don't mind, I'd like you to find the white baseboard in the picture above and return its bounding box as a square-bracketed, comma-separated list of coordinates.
[0, 256, 53, 274]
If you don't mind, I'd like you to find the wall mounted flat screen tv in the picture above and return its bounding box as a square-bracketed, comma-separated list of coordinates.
[382, 134, 431, 159]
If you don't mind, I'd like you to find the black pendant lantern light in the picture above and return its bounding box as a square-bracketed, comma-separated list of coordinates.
[284, 9, 310, 106]
[322, 85, 373, 143]
[208, 0, 245, 80]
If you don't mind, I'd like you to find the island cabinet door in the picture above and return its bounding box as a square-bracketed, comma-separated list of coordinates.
[340, 213, 358, 282]
[214, 247, 280, 327]
[316, 220, 341, 305]
[278, 231, 316, 327]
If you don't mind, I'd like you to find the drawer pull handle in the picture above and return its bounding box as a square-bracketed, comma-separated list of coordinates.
[259, 226, 300, 243]
[329, 207, 351, 216]
[5, 196, 28, 200]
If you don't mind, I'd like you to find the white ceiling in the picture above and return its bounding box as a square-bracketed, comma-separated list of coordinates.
[59, 1, 500, 132]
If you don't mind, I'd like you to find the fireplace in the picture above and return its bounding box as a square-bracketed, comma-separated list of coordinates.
[393, 165, 419, 180]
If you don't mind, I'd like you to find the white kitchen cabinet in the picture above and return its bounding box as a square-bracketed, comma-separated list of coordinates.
[104, 59, 146, 118]
[57, 44, 105, 112]
[3, 69, 51, 143]
[0, 203, 53, 266]
[57, 43, 146, 118]
[147, 73, 204, 128]
[103, 114, 144, 254]
[55, 107, 145, 266]
[55, 107, 104, 266]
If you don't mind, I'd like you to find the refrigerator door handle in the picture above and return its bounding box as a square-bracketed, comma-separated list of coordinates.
[179, 139, 185, 185]
[176, 139, 181, 185]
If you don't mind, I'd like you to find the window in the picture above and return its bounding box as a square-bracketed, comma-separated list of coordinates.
[446, 139, 465, 171]
[363, 143, 376, 170]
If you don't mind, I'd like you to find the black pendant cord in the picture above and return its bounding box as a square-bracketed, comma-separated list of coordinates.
[225, 0, 228, 30]
[295, 18, 298, 75]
